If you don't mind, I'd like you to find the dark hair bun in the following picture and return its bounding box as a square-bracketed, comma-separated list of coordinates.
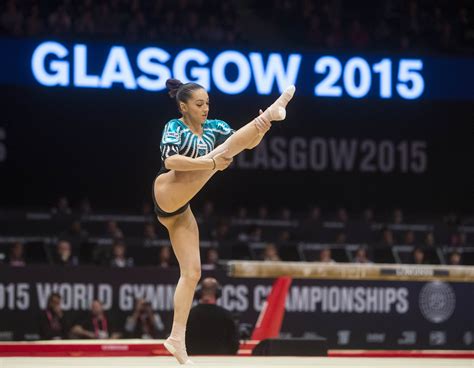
[166, 78, 183, 98]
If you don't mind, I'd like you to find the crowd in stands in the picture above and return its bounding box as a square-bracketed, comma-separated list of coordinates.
[1, 195, 472, 268]
[0, 0, 472, 53]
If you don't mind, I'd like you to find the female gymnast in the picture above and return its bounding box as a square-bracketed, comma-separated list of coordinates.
[154, 78, 295, 364]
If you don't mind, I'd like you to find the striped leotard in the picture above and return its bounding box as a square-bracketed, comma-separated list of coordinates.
[152, 118, 234, 217]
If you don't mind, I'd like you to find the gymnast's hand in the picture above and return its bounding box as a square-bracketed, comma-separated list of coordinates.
[213, 150, 233, 171]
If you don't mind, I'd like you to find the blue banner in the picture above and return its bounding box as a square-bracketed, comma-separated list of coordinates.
[0, 38, 473, 100]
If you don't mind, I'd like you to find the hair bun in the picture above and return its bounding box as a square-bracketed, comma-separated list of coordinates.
[166, 78, 184, 98]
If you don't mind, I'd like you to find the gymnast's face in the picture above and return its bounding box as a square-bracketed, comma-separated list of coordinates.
[180, 88, 209, 124]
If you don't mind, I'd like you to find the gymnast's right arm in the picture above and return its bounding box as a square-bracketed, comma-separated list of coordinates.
[164, 153, 232, 171]
[164, 154, 214, 171]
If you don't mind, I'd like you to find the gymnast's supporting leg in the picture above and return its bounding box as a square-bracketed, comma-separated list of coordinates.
[160, 207, 200, 365]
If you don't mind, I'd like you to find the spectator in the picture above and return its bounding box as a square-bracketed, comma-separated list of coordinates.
[78, 198, 92, 215]
[25, 4, 44, 36]
[48, 4, 71, 35]
[335, 232, 347, 244]
[277, 229, 291, 243]
[144, 223, 158, 240]
[279, 207, 292, 221]
[235, 206, 248, 220]
[412, 247, 426, 265]
[53, 240, 78, 266]
[211, 221, 232, 243]
[124, 299, 165, 339]
[239, 226, 262, 242]
[158, 245, 171, 268]
[404, 230, 416, 245]
[39, 293, 70, 339]
[51, 196, 72, 216]
[202, 247, 219, 270]
[319, 248, 335, 263]
[8, 242, 26, 267]
[363, 208, 374, 223]
[449, 251, 462, 266]
[337, 208, 348, 223]
[0, 0, 23, 36]
[348, 19, 370, 48]
[105, 220, 124, 240]
[186, 278, 239, 355]
[298, 206, 321, 241]
[353, 247, 372, 263]
[381, 228, 395, 246]
[60, 220, 89, 249]
[257, 205, 269, 220]
[71, 300, 121, 339]
[262, 243, 281, 261]
[424, 232, 436, 247]
[142, 202, 153, 216]
[110, 241, 134, 268]
[393, 209, 404, 224]
[450, 232, 467, 247]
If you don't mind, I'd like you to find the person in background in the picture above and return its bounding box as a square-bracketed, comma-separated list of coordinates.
[186, 278, 239, 355]
[110, 241, 134, 268]
[412, 247, 427, 264]
[353, 247, 372, 263]
[319, 247, 336, 263]
[60, 220, 89, 250]
[8, 242, 26, 267]
[404, 230, 416, 245]
[124, 299, 165, 339]
[158, 245, 171, 268]
[105, 220, 124, 240]
[202, 247, 220, 270]
[71, 300, 121, 339]
[39, 293, 70, 339]
[53, 240, 78, 266]
[144, 223, 158, 240]
[424, 232, 436, 247]
[262, 243, 281, 261]
[449, 251, 462, 265]
[381, 228, 395, 246]
[51, 196, 72, 216]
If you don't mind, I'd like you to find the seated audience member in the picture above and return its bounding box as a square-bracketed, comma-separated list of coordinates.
[403, 230, 416, 245]
[412, 247, 427, 264]
[158, 245, 171, 268]
[449, 251, 462, 266]
[186, 278, 239, 355]
[381, 228, 394, 246]
[124, 299, 165, 339]
[262, 243, 281, 261]
[424, 232, 436, 247]
[353, 247, 372, 263]
[319, 247, 336, 263]
[202, 247, 220, 270]
[39, 293, 71, 339]
[53, 240, 78, 266]
[8, 242, 26, 267]
[105, 220, 124, 240]
[110, 241, 134, 268]
[71, 300, 121, 339]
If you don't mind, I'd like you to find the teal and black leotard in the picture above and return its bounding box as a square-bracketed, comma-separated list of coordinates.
[152, 118, 234, 217]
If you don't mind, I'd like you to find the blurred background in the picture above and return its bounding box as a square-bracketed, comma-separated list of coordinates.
[0, 0, 472, 351]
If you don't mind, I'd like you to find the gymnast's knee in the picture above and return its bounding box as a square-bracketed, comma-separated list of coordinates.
[180, 267, 201, 284]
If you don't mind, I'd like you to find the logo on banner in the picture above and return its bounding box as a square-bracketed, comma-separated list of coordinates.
[419, 281, 455, 323]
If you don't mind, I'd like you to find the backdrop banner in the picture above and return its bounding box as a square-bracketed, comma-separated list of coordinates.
[0, 266, 472, 349]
